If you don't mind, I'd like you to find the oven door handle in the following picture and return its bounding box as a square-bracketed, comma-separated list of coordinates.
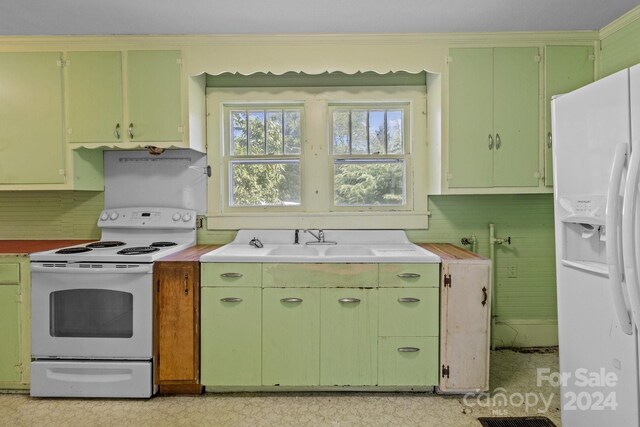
[31, 264, 154, 274]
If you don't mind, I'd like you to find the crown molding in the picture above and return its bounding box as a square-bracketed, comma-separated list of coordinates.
[600, 5, 640, 39]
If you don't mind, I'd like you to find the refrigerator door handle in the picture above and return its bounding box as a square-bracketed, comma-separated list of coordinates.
[622, 143, 640, 328]
[606, 142, 633, 335]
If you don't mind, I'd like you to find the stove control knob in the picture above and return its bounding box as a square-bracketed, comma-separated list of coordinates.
[100, 212, 109, 221]
[109, 212, 119, 220]
[182, 213, 192, 222]
[172, 213, 181, 222]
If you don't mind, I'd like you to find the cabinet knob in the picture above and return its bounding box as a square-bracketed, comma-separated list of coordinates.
[280, 298, 303, 303]
[495, 133, 502, 150]
[338, 298, 361, 304]
[488, 134, 494, 150]
[398, 347, 420, 353]
[398, 297, 420, 303]
[220, 297, 243, 303]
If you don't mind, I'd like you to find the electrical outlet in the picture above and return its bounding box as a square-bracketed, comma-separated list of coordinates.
[507, 264, 518, 278]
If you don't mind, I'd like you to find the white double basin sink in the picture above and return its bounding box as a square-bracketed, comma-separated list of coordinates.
[200, 230, 441, 263]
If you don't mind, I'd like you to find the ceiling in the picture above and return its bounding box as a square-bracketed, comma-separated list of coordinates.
[0, 0, 638, 36]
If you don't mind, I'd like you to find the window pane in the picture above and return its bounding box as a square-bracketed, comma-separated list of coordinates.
[248, 111, 265, 155]
[231, 111, 247, 155]
[387, 110, 404, 154]
[230, 161, 301, 206]
[284, 110, 301, 155]
[369, 110, 386, 154]
[266, 110, 283, 155]
[351, 110, 368, 154]
[332, 110, 350, 155]
[334, 160, 405, 206]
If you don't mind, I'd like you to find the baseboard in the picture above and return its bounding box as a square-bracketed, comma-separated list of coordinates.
[492, 319, 558, 348]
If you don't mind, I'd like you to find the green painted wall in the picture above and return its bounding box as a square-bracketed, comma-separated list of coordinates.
[600, 13, 640, 77]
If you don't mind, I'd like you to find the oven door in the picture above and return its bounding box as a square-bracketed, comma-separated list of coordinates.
[31, 262, 153, 359]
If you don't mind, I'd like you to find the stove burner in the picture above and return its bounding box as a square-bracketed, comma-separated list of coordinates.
[150, 241, 178, 248]
[86, 241, 126, 249]
[116, 246, 160, 255]
[55, 247, 93, 254]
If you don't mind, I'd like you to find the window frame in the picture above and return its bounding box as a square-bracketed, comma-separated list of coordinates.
[206, 86, 429, 229]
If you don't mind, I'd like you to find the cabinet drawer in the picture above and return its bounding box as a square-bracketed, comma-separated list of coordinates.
[201, 263, 261, 287]
[379, 264, 439, 288]
[378, 337, 439, 386]
[0, 263, 20, 285]
[379, 288, 439, 337]
[263, 263, 377, 288]
[201, 287, 261, 386]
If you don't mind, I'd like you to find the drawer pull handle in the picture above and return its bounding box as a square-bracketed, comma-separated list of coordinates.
[398, 347, 420, 353]
[398, 297, 420, 303]
[338, 298, 361, 304]
[281, 298, 303, 303]
[397, 273, 421, 278]
[220, 272, 243, 278]
[220, 297, 243, 303]
[128, 122, 134, 139]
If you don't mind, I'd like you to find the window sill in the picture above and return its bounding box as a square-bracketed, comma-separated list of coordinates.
[206, 211, 429, 230]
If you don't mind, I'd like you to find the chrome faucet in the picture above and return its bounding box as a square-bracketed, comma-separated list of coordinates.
[249, 237, 263, 248]
[304, 229, 337, 245]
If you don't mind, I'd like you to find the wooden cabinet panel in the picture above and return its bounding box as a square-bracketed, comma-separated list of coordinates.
[127, 50, 183, 142]
[378, 337, 439, 386]
[67, 51, 123, 144]
[544, 45, 595, 186]
[154, 262, 201, 392]
[201, 287, 261, 386]
[0, 285, 21, 383]
[320, 289, 377, 386]
[262, 288, 320, 386]
[378, 288, 438, 337]
[0, 52, 65, 184]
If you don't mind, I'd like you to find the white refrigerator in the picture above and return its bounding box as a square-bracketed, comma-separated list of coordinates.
[552, 64, 640, 426]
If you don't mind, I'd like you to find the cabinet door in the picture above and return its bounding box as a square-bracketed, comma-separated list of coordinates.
[440, 262, 491, 392]
[155, 263, 198, 383]
[448, 48, 494, 188]
[262, 288, 320, 386]
[67, 51, 123, 144]
[201, 287, 261, 386]
[127, 50, 182, 142]
[0, 261, 21, 383]
[492, 47, 540, 187]
[320, 289, 377, 386]
[0, 52, 65, 184]
[544, 46, 594, 186]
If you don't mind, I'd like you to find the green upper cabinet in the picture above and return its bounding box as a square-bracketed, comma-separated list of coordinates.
[0, 52, 65, 184]
[67, 51, 123, 144]
[544, 46, 594, 186]
[65, 49, 188, 147]
[448, 47, 540, 190]
[127, 50, 183, 142]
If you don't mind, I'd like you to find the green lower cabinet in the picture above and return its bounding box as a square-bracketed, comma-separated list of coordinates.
[201, 287, 262, 386]
[320, 289, 377, 386]
[378, 288, 439, 337]
[262, 288, 320, 386]
[0, 284, 21, 383]
[378, 337, 439, 386]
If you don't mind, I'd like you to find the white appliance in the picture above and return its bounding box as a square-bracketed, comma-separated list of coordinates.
[551, 64, 640, 426]
[30, 207, 196, 398]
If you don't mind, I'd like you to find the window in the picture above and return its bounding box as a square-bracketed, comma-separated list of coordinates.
[330, 106, 408, 207]
[207, 85, 429, 229]
[226, 106, 303, 207]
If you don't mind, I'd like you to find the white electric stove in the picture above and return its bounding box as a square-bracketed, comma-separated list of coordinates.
[29, 207, 196, 398]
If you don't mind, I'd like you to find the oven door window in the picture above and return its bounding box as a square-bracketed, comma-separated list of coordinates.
[50, 289, 133, 338]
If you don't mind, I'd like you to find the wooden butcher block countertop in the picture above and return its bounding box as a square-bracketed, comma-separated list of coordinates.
[157, 245, 222, 262]
[418, 243, 488, 261]
[0, 240, 93, 254]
